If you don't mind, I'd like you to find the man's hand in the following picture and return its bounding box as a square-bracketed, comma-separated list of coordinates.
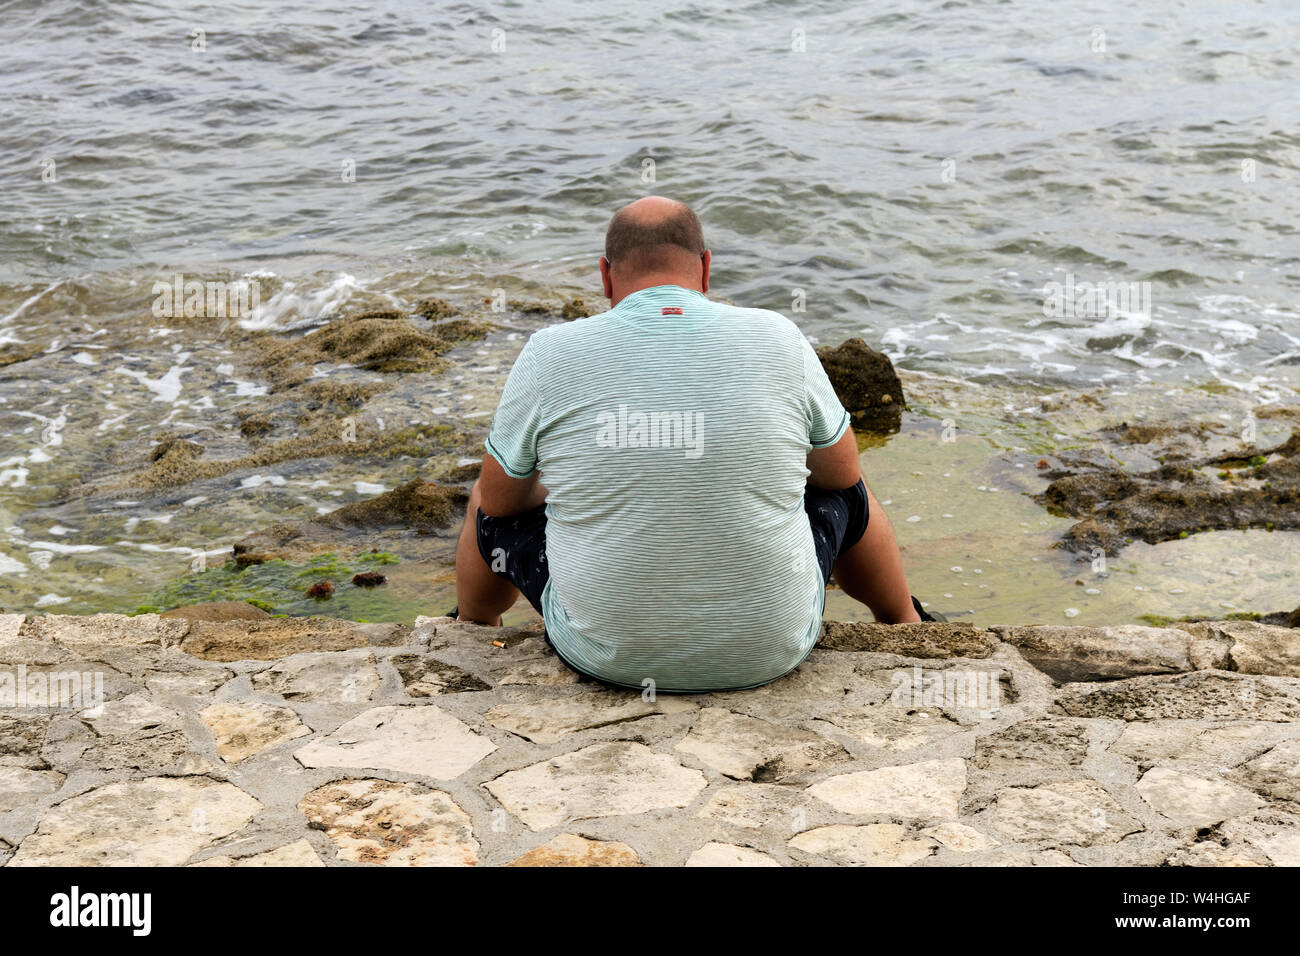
[478, 453, 548, 517]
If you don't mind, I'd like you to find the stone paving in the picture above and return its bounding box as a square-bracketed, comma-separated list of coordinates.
[1, 611, 1298, 866]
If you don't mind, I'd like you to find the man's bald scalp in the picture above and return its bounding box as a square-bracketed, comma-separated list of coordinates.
[604, 198, 706, 277]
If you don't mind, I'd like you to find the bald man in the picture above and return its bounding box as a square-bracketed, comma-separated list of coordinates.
[454, 196, 922, 693]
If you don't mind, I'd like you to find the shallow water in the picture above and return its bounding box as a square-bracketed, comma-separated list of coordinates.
[1, 0, 1298, 620]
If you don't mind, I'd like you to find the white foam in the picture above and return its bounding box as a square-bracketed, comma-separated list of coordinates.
[239, 273, 364, 332]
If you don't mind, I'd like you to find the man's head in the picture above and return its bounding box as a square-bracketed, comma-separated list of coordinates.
[600, 196, 710, 305]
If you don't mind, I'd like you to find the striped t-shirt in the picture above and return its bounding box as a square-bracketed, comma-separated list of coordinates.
[485, 284, 850, 692]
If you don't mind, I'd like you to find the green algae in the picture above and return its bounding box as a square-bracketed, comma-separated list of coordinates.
[141, 550, 413, 620]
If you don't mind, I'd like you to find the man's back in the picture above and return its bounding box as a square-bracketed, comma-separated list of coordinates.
[487, 283, 849, 691]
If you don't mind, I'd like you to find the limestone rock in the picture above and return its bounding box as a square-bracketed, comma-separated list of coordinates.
[193, 839, 323, 867]
[673, 707, 850, 781]
[300, 778, 477, 866]
[1056, 672, 1300, 722]
[1109, 720, 1289, 770]
[808, 758, 967, 820]
[181, 617, 408, 662]
[972, 717, 1090, 787]
[1164, 841, 1267, 867]
[1234, 739, 1300, 801]
[815, 704, 965, 752]
[0, 714, 51, 769]
[485, 688, 695, 745]
[0, 613, 24, 644]
[789, 824, 937, 866]
[923, 821, 1000, 852]
[200, 701, 310, 763]
[1001, 625, 1191, 682]
[1219, 621, 1300, 677]
[1134, 767, 1264, 827]
[390, 654, 491, 697]
[0, 767, 64, 812]
[685, 842, 780, 867]
[991, 780, 1144, 845]
[695, 783, 815, 831]
[147, 667, 232, 699]
[295, 705, 496, 778]
[485, 742, 706, 831]
[10, 776, 261, 865]
[818, 620, 996, 658]
[161, 602, 271, 622]
[251, 649, 383, 704]
[80, 692, 180, 737]
[494, 657, 582, 686]
[506, 833, 641, 867]
[20, 612, 189, 652]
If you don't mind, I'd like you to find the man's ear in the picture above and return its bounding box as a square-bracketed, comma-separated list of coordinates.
[700, 250, 711, 294]
[600, 257, 614, 300]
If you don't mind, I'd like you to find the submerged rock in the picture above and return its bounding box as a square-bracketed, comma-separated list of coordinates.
[232, 480, 468, 566]
[1038, 429, 1300, 554]
[256, 313, 487, 389]
[815, 337, 905, 434]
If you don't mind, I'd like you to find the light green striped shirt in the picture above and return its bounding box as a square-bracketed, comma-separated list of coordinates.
[486, 284, 850, 692]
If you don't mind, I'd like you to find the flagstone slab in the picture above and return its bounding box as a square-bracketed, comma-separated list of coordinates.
[1000, 625, 1191, 683]
[684, 842, 780, 867]
[695, 783, 815, 831]
[506, 833, 641, 867]
[200, 700, 310, 763]
[807, 758, 967, 820]
[193, 839, 323, 867]
[299, 778, 477, 866]
[1135, 767, 1265, 827]
[1233, 738, 1300, 802]
[1056, 672, 1300, 722]
[923, 821, 1001, 852]
[485, 741, 706, 831]
[788, 824, 937, 866]
[991, 780, 1144, 845]
[252, 649, 383, 704]
[10, 776, 261, 866]
[0, 767, 63, 812]
[391, 655, 491, 697]
[673, 707, 849, 781]
[815, 703, 965, 751]
[295, 705, 496, 779]
[485, 688, 695, 744]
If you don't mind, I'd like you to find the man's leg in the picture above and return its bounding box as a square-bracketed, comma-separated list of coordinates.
[832, 483, 921, 624]
[454, 479, 519, 625]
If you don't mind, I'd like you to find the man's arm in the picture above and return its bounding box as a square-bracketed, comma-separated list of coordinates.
[807, 426, 863, 490]
[478, 452, 548, 517]
[807, 427, 920, 623]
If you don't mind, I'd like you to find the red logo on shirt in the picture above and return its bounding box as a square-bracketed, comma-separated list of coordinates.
[661, 307, 683, 315]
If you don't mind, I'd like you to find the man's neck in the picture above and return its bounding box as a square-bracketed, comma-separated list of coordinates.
[609, 277, 700, 308]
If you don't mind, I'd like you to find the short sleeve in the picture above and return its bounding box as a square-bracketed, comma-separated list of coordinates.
[800, 334, 851, 448]
[485, 337, 542, 478]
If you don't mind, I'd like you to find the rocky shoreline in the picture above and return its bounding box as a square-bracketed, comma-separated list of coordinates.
[2, 610, 1297, 866]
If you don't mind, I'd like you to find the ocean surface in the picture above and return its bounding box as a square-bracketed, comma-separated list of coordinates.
[3, 0, 1299, 387]
[1, 0, 1297, 619]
